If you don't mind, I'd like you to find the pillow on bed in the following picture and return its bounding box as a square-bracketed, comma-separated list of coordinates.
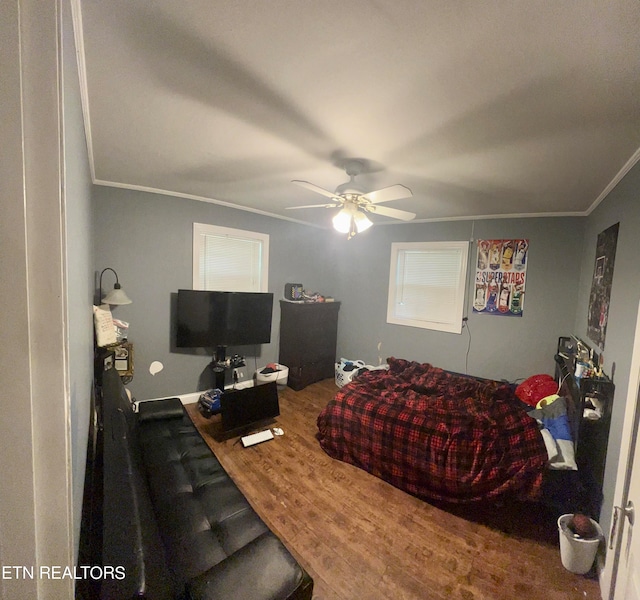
[527, 396, 577, 470]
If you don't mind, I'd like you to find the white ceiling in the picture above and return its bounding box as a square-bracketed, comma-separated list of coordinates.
[74, 0, 640, 230]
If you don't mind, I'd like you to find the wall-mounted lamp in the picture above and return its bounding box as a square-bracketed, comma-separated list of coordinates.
[99, 267, 132, 305]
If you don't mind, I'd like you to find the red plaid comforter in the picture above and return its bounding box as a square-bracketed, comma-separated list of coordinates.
[317, 358, 548, 504]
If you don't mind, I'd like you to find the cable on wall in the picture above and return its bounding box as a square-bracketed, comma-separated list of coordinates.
[462, 318, 471, 375]
[462, 221, 475, 320]
[461, 221, 476, 374]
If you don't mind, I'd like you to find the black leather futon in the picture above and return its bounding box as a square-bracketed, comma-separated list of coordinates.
[100, 366, 313, 600]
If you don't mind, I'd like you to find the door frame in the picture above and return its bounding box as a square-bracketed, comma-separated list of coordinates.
[603, 299, 640, 599]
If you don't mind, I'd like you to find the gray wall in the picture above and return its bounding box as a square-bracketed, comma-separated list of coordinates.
[331, 216, 585, 382]
[95, 183, 588, 396]
[93, 187, 338, 399]
[574, 160, 640, 536]
[63, 0, 96, 559]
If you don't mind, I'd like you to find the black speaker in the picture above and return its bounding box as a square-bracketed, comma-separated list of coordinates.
[284, 283, 303, 301]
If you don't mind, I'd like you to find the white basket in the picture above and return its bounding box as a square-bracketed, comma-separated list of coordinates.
[335, 359, 365, 388]
[256, 364, 289, 387]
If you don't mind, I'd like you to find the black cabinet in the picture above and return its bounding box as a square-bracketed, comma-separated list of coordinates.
[575, 375, 615, 517]
[278, 301, 340, 391]
[555, 343, 615, 518]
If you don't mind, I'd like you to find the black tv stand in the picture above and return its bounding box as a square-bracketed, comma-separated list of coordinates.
[210, 345, 246, 390]
[212, 345, 227, 390]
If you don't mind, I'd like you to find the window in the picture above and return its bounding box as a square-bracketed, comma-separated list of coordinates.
[193, 223, 269, 292]
[387, 241, 469, 334]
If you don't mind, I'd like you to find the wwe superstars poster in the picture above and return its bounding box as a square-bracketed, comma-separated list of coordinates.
[473, 239, 528, 317]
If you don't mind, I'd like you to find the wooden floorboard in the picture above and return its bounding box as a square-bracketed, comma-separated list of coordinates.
[186, 379, 601, 600]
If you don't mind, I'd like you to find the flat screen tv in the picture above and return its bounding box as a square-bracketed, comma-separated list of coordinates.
[220, 381, 280, 436]
[176, 290, 273, 348]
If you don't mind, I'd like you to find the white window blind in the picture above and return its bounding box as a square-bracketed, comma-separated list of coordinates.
[387, 241, 469, 334]
[193, 223, 269, 292]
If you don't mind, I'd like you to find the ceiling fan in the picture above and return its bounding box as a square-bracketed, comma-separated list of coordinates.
[287, 160, 416, 239]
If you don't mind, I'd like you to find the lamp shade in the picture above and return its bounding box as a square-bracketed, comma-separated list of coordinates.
[102, 284, 132, 305]
[353, 211, 373, 233]
[332, 208, 353, 233]
[99, 268, 132, 305]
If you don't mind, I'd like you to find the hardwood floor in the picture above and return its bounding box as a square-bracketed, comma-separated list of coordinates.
[186, 380, 602, 600]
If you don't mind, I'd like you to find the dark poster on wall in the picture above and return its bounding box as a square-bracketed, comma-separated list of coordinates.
[587, 222, 619, 350]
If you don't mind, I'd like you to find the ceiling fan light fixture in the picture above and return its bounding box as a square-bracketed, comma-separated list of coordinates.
[332, 203, 373, 238]
[332, 207, 353, 233]
[353, 210, 373, 232]
[290, 160, 415, 232]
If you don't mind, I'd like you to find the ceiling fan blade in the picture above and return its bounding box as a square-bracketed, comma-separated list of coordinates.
[292, 180, 340, 200]
[361, 184, 412, 204]
[286, 203, 339, 210]
[368, 204, 416, 221]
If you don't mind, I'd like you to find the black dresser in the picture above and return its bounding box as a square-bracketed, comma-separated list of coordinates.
[278, 300, 340, 391]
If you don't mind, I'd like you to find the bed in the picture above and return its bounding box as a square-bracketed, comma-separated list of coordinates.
[317, 357, 582, 506]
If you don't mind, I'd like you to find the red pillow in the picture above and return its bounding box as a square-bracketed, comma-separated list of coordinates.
[516, 374, 558, 406]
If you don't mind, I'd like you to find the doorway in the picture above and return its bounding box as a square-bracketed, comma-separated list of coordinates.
[609, 300, 640, 599]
